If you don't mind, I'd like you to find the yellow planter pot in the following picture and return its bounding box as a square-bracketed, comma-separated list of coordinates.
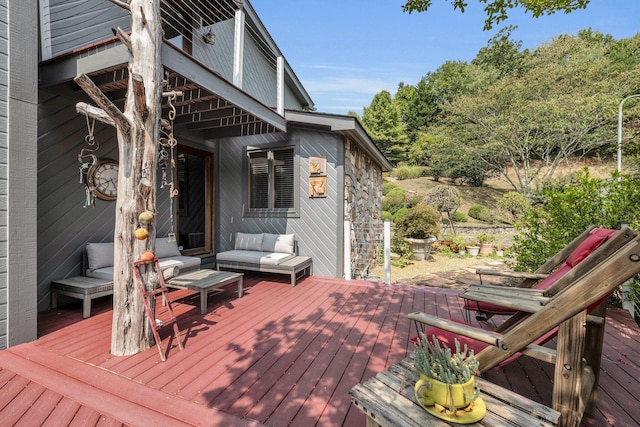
[414, 373, 486, 423]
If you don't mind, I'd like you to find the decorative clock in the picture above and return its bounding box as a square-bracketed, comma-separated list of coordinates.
[88, 159, 119, 201]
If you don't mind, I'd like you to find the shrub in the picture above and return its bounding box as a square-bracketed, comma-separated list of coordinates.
[393, 207, 408, 223]
[382, 211, 394, 221]
[497, 192, 530, 222]
[395, 203, 441, 240]
[468, 205, 494, 223]
[511, 169, 640, 272]
[382, 181, 402, 196]
[393, 165, 424, 180]
[450, 211, 468, 222]
[382, 191, 406, 214]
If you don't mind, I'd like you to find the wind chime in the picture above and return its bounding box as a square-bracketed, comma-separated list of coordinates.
[78, 113, 99, 208]
[158, 86, 180, 242]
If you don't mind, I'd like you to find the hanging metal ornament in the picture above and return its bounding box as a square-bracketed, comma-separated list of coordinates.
[159, 90, 180, 242]
[78, 114, 99, 208]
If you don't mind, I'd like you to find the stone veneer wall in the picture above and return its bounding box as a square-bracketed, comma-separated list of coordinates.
[344, 139, 384, 279]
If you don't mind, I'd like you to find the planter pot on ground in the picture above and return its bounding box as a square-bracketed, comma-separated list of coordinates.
[466, 245, 480, 257]
[479, 243, 494, 256]
[414, 373, 486, 423]
[404, 236, 437, 261]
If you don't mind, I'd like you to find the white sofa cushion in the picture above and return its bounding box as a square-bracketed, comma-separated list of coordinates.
[261, 233, 295, 254]
[217, 250, 295, 266]
[86, 242, 114, 271]
[235, 232, 264, 251]
[155, 237, 182, 258]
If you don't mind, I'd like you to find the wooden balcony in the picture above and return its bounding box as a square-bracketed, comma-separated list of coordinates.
[1, 275, 638, 425]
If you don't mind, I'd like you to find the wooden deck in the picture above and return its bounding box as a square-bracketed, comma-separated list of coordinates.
[1, 274, 639, 426]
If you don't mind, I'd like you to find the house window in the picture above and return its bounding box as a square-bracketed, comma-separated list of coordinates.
[246, 146, 298, 217]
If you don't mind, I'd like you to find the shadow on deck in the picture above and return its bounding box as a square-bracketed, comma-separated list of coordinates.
[0, 274, 638, 426]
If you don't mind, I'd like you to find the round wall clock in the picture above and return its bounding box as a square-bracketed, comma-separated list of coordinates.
[88, 159, 119, 201]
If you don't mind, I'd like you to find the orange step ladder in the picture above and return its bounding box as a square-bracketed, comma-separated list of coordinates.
[133, 258, 183, 361]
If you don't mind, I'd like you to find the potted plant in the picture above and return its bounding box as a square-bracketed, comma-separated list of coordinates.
[413, 333, 486, 423]
[397, 203, 440, 261]
[476, 233, 495, 256]
[452, 236, 467, 254]
[466, 244, 480, 257]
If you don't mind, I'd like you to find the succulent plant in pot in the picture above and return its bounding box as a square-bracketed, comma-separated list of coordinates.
[413, 333, 486, 422]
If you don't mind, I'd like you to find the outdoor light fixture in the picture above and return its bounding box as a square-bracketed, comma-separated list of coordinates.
[202, 31, 215, 45]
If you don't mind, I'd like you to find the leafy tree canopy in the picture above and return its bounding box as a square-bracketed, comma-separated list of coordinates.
[402, 0, 590, 30]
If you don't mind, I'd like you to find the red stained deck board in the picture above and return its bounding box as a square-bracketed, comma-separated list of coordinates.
[229, 283, 377, 422]
[151, 280, 323, 396]
[203, 281, 357, 411]
[13, 388, 63, 426]
[18, 276, 640, 427]
[244, 284, 381, 424]
[214, 283, 366, 416]
[4, 346, 261, 427]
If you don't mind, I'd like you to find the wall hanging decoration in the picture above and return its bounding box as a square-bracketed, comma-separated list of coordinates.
[77, 113, 100, 208]
[308, 156, 327, 198]
[309, 156, 327, 175]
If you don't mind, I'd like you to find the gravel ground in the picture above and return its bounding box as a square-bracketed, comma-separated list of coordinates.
[370, 253, 512, 290]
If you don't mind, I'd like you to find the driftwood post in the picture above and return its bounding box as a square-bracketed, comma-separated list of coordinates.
[74, 0, 163, 355]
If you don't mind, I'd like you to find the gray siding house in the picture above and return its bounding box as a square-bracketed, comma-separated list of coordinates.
[1, 0, 391, 349]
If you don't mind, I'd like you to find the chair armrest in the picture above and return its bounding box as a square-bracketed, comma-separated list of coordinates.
[407, 312, 502, 346]
[476, 269, 550, 280]
[459, 285, 549, 314]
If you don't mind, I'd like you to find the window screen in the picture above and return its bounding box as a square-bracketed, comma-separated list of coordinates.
[247, 147, 295, 211]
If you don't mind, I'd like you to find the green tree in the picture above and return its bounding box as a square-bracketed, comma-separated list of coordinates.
[472, 25, 529, 77]
[442, 33, 639, 193]
[361, 90, 409, 164]
[402, 0, 590, 30]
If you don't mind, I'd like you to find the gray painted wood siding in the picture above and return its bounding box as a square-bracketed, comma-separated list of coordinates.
[216, 127, 343, 278]
[0, 1, 8, 348]
[40, 0, 130, 60]
[37, 90, 186, 312]
[5, 0, 39, 348]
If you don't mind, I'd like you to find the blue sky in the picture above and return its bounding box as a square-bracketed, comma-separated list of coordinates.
[250, 0, 640, 116]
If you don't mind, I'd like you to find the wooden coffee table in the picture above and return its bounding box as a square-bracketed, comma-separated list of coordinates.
[166, 269, 243, 314]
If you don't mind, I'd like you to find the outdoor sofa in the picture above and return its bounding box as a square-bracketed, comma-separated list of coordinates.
[84, 237, 201, 280]
[216, 232, 312, 286]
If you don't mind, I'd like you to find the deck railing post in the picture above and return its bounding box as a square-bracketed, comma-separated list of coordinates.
[344, 220, 351, 280]
[384, 220, 391, 285]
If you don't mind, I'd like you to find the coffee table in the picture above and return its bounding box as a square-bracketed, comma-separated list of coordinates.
[166, 269, 243, 314]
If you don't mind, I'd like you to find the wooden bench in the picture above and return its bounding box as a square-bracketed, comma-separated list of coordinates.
[166, 269, 243, 314]
[51, 276, 114, 318]
[350, 357, 559, 426]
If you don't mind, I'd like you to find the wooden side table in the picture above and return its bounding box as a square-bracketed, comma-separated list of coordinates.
[350, 357, 560, 426]
[51, 276, 114, 318]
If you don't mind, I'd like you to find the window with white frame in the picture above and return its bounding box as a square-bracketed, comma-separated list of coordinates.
[246, 146, 298, 216]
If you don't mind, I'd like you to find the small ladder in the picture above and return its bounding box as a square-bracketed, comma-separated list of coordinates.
[133, 257, 184, 361]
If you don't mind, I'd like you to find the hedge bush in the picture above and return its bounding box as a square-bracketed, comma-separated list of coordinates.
[393, 165, 424, 180]
[450, 211, 468, 222]
[468, 205, 494, 223]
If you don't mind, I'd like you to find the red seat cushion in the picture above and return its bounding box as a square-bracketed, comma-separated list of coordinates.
[466, 228, 618, 316]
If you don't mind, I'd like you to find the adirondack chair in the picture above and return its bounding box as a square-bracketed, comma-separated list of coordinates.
[408, 227, 640, 427]
[464, 227, 619, 323]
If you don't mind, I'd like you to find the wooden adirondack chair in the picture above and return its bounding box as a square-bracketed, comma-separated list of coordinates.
[409, 227, 640, 427]
[465, 226, 619, 323]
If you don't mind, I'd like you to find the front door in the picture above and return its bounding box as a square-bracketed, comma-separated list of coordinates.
[177, 145, 213, 255]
